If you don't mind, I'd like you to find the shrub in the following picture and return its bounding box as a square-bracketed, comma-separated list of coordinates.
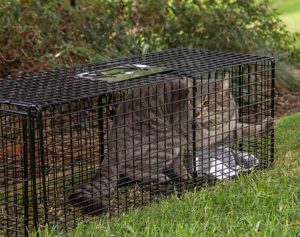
[0, 0, 299, 90]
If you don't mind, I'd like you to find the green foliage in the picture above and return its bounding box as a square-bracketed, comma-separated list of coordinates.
[0, 0, 299, 89]
[129, 0, 298, 60]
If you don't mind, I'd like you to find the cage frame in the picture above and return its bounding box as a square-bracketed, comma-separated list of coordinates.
[0, 48, 275, 236]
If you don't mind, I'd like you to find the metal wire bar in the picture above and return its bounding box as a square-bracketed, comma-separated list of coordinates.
[0, 49, 274, 236]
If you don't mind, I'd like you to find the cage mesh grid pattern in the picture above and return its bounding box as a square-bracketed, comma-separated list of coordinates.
[0, 48, 274, 236]
[0, 48, 271, 109]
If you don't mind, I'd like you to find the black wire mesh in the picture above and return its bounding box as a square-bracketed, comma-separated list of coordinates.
[0, 48, 274, 236]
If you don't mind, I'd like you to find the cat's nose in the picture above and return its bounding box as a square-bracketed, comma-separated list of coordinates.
[195, 108, 201, 118]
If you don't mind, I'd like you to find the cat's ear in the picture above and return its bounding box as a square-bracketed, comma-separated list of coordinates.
[222, 74, 230, 90]
[216, 74, 230, 94]
[183, 77, 194, 88]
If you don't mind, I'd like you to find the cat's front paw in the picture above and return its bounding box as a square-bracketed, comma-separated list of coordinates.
[180, 173, 192, 181]
[262, 116, 274, 135]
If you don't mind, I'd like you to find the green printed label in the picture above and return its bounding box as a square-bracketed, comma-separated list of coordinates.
[76, 64, 173, 82]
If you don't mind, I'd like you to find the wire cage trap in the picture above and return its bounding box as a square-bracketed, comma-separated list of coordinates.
[0, 48, 274, 236]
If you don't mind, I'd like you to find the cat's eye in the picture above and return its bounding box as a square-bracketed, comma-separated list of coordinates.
[203, 101, 210, 106]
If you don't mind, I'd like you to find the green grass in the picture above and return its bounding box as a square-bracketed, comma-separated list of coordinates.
[31, 113, 300, 237]
[270, 0, 300, 47]
[270, 0, 300, 15]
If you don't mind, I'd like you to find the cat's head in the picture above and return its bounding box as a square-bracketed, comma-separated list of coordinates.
[185, 75, 235, 126]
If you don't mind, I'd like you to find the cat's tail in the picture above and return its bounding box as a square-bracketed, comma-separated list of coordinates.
[69, 181, 104, 216]
[69, 158, 118, 215]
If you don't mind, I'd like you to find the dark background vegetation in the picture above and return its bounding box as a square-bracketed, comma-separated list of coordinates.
[0, 0, 299, 108]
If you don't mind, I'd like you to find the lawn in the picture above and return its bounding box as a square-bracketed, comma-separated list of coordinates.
[270, 0, 300, 47]
[31, 113, 300, 237]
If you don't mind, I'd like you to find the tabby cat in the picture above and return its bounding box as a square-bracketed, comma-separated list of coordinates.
[69, 75, 272, 215]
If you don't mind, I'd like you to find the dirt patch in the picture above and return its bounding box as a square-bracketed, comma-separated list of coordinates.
[274, 67, 300, 117]
[0, 38, 44, 77]
[275, 91, 300, 118]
